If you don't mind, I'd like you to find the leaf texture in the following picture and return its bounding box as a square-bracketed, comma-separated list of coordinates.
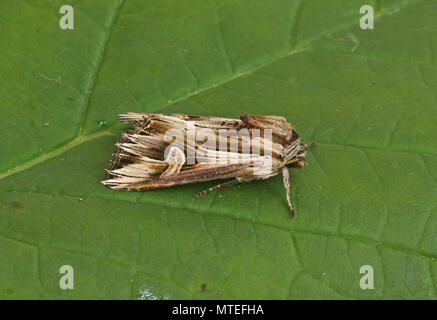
[0, 0, 436, 299]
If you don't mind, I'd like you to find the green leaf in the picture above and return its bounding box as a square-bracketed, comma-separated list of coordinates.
[0, 0, 436, 299]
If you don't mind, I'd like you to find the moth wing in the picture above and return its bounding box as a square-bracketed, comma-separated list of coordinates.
[102, 161, 258, 191]
[118, 112, 244, 130]
[240, 113, 292, 145]
[103, 112, 283, 191]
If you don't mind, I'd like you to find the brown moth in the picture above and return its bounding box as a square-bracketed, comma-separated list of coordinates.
[102, 112, 314, 218]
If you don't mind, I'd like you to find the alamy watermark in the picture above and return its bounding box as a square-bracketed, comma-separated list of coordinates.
[59, 265, 74, 290]
[359, 265, 374, 290]
[59, 5, 74, 30]
[360, 5, 374, 30]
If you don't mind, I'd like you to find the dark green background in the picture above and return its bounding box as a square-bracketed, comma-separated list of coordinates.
[0, 0, 436, 299]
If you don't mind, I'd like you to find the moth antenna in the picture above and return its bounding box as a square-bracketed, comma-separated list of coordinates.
[281, 167, 294, 218]
[303, 142, 317, 150]
[194, 179, 239, 198]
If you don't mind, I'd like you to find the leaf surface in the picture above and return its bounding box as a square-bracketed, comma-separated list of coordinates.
[0, 0, 436, 299]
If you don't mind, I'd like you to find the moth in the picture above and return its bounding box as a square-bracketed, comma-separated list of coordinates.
[102, 112, 314, 217]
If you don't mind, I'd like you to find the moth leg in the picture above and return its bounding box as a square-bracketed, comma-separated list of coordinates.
[194, 179, 239, 198]
[282, 167, 294, 218]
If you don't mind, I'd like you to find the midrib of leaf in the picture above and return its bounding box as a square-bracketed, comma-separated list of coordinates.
[0, 0, 426, 182]
[1, 189, 436, 262]
[0, 125, 119, 180]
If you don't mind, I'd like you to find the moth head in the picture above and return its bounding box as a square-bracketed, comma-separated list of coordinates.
[284, 141, 316, 168]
